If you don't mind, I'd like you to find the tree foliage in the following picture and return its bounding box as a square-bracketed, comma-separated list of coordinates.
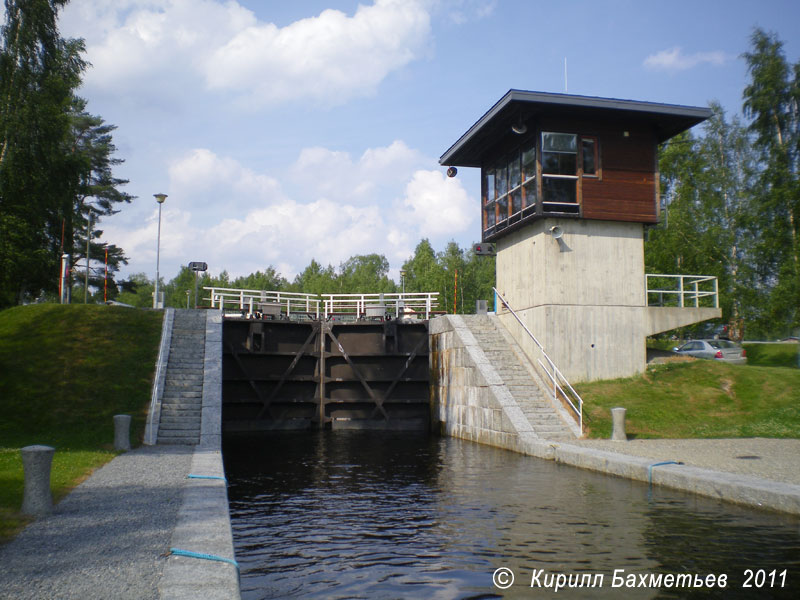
[647, 28, 799, 339]
[0, 0, 131, 307]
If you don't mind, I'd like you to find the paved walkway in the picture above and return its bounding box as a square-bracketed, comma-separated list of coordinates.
[568, 437, 800, 485]
[0, 445, 193, 600]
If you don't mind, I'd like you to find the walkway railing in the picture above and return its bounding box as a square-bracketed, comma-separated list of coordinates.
[204, 287, 321, 318]
[203, 287, 439, 321]
[322, 292, 439, 320]
[492, 288, 584, 432]
[645, 274, 718, 308]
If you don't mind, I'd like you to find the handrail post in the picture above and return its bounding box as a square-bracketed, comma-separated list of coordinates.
[714, 277, 719, 308]
[679, 276, 684, 308]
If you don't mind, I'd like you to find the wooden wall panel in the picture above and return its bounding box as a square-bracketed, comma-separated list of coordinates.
[582, 169, 657, 222]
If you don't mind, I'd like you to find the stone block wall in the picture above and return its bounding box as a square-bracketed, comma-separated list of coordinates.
[430, 314, 546, 454]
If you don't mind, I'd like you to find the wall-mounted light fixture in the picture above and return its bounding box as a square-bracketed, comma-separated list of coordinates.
[549, 225, 569, 252]
[511, 117, 527, 135]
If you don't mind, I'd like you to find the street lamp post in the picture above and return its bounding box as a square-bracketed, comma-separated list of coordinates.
[153, 194, 167, 308]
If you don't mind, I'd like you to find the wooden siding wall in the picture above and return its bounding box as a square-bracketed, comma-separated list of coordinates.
[540, 117, 659, 223]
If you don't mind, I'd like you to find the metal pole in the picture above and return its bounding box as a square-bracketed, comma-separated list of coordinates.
[153, 194, 167, 308]
[154, 202, 162, 308]
[84, 214, 92, 304]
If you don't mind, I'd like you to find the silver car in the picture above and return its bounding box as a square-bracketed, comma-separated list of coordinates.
[672, 339, 747, 364]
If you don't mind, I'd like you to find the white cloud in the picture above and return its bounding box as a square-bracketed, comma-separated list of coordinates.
[205, 0, 431, 107]
[400, 169, 473, 237]
[104, 143, 476, 280]
[62, 0, 432, 108]
[289, 140, 428, 204]
[643, 47, 728, 71]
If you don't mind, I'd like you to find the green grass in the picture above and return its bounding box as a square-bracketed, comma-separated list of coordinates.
[577, 361, 800, 439]
[743, 343, 800, 368]
[0, 304, 162, 543]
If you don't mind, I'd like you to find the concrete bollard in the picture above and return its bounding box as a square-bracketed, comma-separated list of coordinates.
[114, 414, 132, 451]
[611, 407, 627, 441]
[21, 445, 56, 516]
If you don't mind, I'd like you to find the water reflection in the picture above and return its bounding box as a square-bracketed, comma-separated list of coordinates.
[224, 431, 800, 599]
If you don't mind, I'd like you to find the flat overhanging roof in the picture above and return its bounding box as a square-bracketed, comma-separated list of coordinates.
[439, 90, 712, 167]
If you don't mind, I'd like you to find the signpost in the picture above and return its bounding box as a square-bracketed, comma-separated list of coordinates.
[189, 262, 208, 308]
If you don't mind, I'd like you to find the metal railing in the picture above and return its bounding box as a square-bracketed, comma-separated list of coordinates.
[493, 288, 584, 432]
[645, 274, 719, 308]
[204, 287, 321, 318]
[203, 287, 439, 321]
[322, 292, 439, 320]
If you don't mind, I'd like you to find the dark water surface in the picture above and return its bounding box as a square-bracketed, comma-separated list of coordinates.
[223, 432, 800, 599]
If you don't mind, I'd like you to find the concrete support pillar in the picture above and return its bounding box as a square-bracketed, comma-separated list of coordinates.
[611, 407, 627, 441]
[114, 414, 132, 451]
[21, 445, 55, 516]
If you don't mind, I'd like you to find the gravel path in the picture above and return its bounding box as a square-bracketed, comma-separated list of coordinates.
[0, 445, 193, 600]
[566, 438, 800, 485]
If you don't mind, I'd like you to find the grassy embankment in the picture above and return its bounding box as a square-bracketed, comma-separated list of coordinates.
[0, 304, 162, 543]
[579, 345, 800, 438]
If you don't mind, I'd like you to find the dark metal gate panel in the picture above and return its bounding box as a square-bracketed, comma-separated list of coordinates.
[222, 319, 429, 431]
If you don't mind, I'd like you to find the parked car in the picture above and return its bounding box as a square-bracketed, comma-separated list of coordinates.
[672, 339, 747, 364]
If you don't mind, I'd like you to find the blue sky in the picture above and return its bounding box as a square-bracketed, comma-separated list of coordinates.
[49, 0, 800, 284]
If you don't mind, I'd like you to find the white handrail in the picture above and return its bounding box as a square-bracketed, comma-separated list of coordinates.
[204, 287, 321, 318]
[645, 274, 719, 308]
[202, 287, 439, 320]
[492, 288, 584, 432]
[322, 292, 439, 320]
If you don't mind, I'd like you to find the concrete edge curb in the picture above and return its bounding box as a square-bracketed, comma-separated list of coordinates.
[536, 440, 800, 515]
[144, 308, 174, 446]
[201, 310, 223, 449]
[159, 448, 240, 600]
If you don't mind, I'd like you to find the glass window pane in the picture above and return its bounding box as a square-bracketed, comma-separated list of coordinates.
[495, 165, 508, 198]
[511, 189, 522, 214]
[543, 132, 576, 153]
[485, 202, 496, 228]
[542, 152, 576, 175]
[582, 139, 596, 175]
[522, 144, 536, 182]
[484, 170, 496, 204]
[523, 181, 536, 207]
[509, 153, 521, 189]
[542, 178, 577, 204]
[497, 195, 508, 222]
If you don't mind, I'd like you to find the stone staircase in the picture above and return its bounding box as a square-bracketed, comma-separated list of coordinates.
[157, 310, 206, 445]
[467, 315, 576, 439]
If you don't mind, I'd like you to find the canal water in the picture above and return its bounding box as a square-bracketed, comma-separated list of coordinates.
[223, 431, 800, 599]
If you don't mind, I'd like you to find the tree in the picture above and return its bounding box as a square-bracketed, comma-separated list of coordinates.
[742, 28, 800, 335]
[0, 0, 85, 306]
[68, 97, 133, 301]
[336, 254, 395, 294]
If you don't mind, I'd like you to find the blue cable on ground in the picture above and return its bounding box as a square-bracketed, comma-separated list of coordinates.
[169, 548, 239, 570]
[647, 460, 684, 485]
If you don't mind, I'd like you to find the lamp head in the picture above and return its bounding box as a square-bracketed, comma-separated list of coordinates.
[154, 193, 168, 204]
[446, 166, 457, 178]
[549, 225, 564, 240]
[511, 117, 528, 135]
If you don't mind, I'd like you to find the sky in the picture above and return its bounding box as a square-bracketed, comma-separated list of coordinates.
[44, 0, 800, 285]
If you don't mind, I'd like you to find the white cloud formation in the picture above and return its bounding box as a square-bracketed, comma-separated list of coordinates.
[62, 0, 432, 108]
[205, 0, 432, 107]
[400, 169, 473, 237]
[643, 47, 728, 71]
[102, 143, 476, 280]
